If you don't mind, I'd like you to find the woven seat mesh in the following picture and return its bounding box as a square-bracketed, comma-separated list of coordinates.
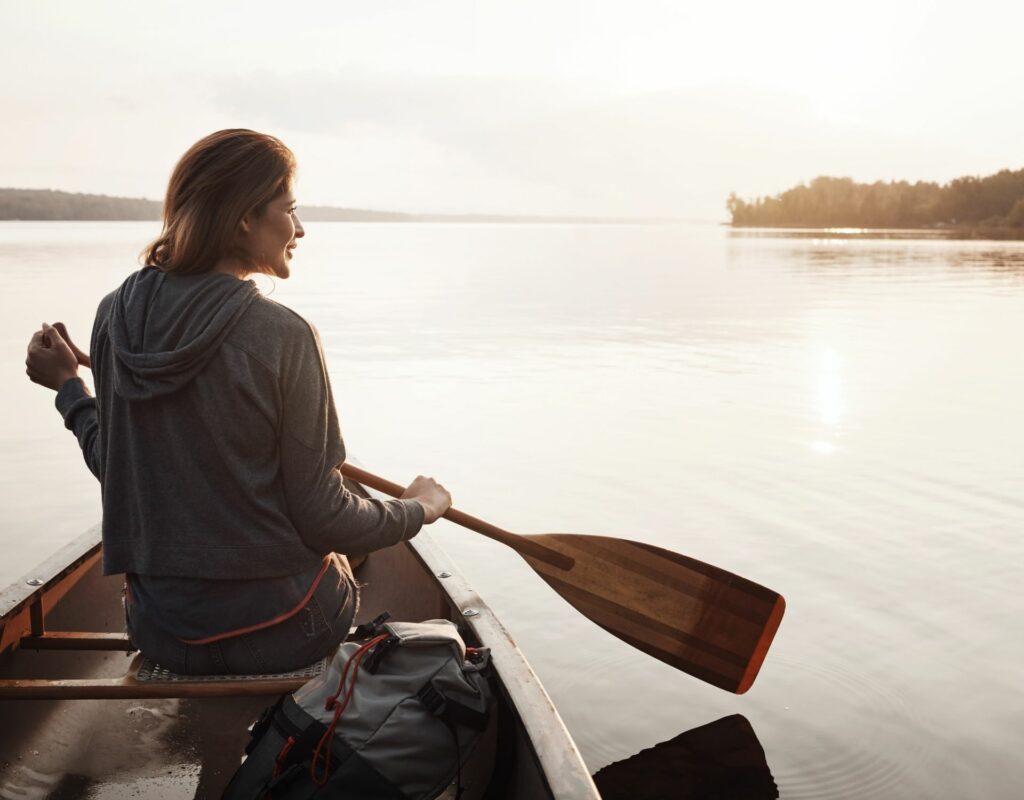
[135, 656, 328, 683]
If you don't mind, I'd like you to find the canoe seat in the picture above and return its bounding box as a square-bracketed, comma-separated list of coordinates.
[0, 546, 364, 701]
[134, 654, 328, 686]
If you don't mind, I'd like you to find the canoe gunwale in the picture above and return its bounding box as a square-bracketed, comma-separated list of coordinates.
[403, 531, 601, 800]
[0, 526, 103, 656]
[0, 525, 101, 620]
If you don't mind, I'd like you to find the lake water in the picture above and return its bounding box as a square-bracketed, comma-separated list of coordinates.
[2, 221, 1023, 798]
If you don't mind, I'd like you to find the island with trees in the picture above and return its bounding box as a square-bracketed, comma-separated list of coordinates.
[728, 169, 1024, 237]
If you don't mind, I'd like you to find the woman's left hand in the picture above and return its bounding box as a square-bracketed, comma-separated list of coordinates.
[26, 322, 80, 391]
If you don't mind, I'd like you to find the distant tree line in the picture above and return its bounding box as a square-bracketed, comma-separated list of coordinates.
[0, 189, 417, 222]
[728, 169, 1024, 230]
[0, 189, 161, 220]
[0, 187, 661, 224]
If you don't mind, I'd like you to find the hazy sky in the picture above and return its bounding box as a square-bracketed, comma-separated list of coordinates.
[2, 0, 1022, 218]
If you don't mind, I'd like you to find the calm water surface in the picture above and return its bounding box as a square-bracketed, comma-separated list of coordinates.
[2, 221, 1023, 798]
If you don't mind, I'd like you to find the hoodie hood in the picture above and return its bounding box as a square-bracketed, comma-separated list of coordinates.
[108, 267, 260, 400]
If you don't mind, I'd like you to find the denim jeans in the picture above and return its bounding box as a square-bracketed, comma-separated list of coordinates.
[126, 564, 357, 675]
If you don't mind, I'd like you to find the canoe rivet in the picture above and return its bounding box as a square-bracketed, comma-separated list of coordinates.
[437, 571, 451, 579]
[26, 578, 43, 586]
[462, 608, 479, 617]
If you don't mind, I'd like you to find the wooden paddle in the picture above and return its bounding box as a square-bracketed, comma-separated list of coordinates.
[48, 323, 783, 692]
[341, 463, 785, 694]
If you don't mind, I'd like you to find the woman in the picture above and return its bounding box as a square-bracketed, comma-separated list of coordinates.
[24, 129, 452, 675]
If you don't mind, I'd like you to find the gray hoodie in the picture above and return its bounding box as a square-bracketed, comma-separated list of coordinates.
[57, 266, 423, 636]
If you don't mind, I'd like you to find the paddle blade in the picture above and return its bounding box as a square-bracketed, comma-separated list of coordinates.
[522, 534, 785, 693]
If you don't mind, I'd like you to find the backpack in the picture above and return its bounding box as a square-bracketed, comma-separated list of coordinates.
[223, 614, 493, 800]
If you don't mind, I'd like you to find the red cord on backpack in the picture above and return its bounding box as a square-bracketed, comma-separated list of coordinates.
[272, 735, 297, 780]
[310, 633, 390, 786]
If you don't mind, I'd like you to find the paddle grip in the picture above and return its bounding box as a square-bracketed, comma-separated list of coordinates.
[340, 463, 574, 571]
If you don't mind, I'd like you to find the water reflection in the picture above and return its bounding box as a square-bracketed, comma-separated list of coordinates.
[592, 714, 778, 799]
[792, 247, 1024, 276]
[727, 227, 955, 241]
[727, 227, 1024, 281]
[817, 347, 843, 427]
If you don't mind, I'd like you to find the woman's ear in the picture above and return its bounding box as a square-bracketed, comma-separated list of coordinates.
[238, 215, 252, 235]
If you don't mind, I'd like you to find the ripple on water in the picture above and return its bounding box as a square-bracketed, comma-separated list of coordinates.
[542, 641, 656, 767]
[767, 656, 928, 800]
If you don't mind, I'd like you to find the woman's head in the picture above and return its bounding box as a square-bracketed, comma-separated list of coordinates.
[143, 129, 302, 277]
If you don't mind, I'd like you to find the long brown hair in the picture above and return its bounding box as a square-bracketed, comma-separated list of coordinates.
[143, 129, 295, 275]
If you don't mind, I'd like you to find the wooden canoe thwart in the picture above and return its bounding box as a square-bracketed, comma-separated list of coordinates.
[340, 464, 785, 694]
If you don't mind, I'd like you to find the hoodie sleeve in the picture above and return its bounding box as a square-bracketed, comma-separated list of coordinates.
[55, 377, 102, 480]
[276, 321, 424, 556]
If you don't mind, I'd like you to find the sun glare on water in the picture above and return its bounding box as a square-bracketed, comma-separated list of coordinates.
[809, 347, 844, 454]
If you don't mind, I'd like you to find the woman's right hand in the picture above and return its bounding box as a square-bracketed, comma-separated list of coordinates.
[400, 475, 452, 524]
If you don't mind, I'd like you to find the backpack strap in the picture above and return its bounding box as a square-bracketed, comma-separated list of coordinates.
[243, 697, 337, 797]
[415, 679, 490, 800]
[415, 681, 490, 732]
[271, 698, 332, 773]
[246, 693, 287, 754]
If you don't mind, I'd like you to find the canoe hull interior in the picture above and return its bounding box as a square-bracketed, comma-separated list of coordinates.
[0, 529, 599, 799]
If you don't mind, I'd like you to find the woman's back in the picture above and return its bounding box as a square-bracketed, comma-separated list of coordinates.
[81, 266, 425, 581]
[28, 128, 451, 673]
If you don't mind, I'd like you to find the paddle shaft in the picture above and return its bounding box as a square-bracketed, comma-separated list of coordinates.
[340, 463, 574, 571]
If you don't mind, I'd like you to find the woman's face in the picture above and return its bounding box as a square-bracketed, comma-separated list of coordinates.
[243, 189, 304, 279]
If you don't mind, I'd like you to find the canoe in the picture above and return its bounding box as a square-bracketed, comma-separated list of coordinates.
[0, 488, 601, 798]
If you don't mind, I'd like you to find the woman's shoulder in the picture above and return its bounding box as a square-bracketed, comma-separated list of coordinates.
[225, 294, 327, 377]
[223, 296, 333, 385]
[238, 294, 320, 341]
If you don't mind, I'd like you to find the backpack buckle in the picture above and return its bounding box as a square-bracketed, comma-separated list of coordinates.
[352, 611, 391, 640]
[361, 634, 400, 674]
[416, 682, 447, 715]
